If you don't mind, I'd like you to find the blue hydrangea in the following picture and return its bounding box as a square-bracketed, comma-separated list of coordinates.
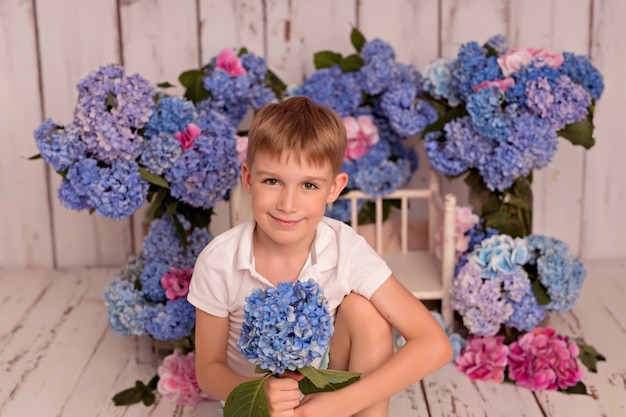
[361, 38, 396, 63]
[57, 179, 91, 212]
[73, 63, 155, 164]
[354, 158, 411, 196]
[143, 94, 198, 139]
[466, 86, 511, 143]
[140, 131, 183, 175]
[525, 234, 585, 313]
[422, 57, 461, 107]
[103, 278, 150, 337]
[324, 199, 365, 223]
[142, 215, 213, 269]
[145, 298, 196, 341]
[450, 42, 502, 102]
[485, 34, 508, 55]
[34, 120, 86, 172]
[139, 260, 170, 302]
[164, 109, 240, 209]
[560, 52, 604, 101]
[238, 279, 334, 374]
[470, 234, 529, 278]
[504, 64, 561, 106]
[88, 159, 149, 219]
[505, 291, 546, 331]
[424, 131, 469, 176]
[380, 83, 438, 137]
[300, 66, 363, 118]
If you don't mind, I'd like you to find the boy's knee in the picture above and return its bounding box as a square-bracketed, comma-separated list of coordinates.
[337, 293, 392, 339]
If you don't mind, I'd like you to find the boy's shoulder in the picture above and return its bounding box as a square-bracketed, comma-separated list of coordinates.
[198, 219, 253, 259]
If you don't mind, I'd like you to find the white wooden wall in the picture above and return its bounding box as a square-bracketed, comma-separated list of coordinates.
[1, 0, 624, 269]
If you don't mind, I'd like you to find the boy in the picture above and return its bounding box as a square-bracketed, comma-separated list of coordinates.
[188, 96, 452, 417]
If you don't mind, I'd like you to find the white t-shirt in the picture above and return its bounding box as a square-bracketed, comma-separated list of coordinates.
[187, 216, 392, 377]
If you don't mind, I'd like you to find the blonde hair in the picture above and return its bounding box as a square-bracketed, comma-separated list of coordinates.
[246, 96, 346, 174]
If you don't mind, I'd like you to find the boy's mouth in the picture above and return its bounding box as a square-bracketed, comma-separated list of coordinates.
[270, 215, 301, 228]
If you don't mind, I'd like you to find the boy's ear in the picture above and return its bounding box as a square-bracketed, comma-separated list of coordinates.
[241, 162, 252, 194]
[327, 172, 348, 203]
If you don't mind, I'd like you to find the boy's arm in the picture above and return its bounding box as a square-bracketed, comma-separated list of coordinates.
[194, 308, 257, 400]
[296, 275, 453, 417]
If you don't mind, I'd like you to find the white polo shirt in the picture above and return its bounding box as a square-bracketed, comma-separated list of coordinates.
[187, 216, 392, 377]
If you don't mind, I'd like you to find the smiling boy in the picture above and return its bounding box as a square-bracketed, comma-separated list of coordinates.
[188, 96, 452, 417]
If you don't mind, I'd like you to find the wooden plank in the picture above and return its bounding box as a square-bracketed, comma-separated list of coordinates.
[265, 0, 357, 85]
[0, 0, 54, 268]
[582, 0, 626, 259]
[118, 0, 201, 253]
[533, 260, 626, 416]
[438, 0, 510, 208]
[0, 269, 54, 346]
[0, 268, 113, 415]
[35, 0, 133, 267]
[509, 0, 591, 255]
[423, 362, 544, 416]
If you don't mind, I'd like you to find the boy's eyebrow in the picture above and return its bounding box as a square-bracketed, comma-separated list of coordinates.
[256, 170, 329, 183]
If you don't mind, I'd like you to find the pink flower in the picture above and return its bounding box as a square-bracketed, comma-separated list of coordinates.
[497, 47, 564, 76]
[216, 47, 247, 76]
[343, 115, 379, 161]
[436, 206, 479, 260]
[507, 327, 584, 391]
[454, 335, 509, 382]
[157, 349, 213, 406]
[161, 267, 193, 301]
[473, 77, 515, 92]
[174, 123, 201, 150]
[235, 134, 249, 164]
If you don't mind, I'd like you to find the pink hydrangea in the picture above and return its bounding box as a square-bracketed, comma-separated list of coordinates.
[161, 267, 193, 301]
[497, 47, 564, 77]
[436, 206, 479, 260]
[216, 47, 247, 76]
[174, 123, 201, 150]
[343, 115, 379, 161]
[507, 327, 584, 391]
[157, 349, 213, 405]
[454, 335, 509, 382]
[473, 77, 515, 93]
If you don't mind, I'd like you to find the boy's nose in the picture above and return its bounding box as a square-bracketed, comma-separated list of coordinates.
[277, 188, 297, 212]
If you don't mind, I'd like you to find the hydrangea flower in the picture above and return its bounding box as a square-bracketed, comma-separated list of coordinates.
[157, 349, 213, 406]
[145, 298, 196, 341]
[507, 327, 584, 390]
[300, 66, 363, 118]
[238, 279, 334, 374]
[34, 120, 86, 172]
[421, 57, 461, 106]
[161, 267, 194, 301]
[103, 278, 150, 337]
[454, 335, 509, 382]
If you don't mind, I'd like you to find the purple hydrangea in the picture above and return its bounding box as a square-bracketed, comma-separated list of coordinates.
[560, 52, 604, 101]
[238, 279, 334, 374]
[380, 83, 438, 137]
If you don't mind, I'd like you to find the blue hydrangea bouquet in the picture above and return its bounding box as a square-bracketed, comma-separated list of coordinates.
[224, 280, 359, 417]
[300, 28, 436, 225]
[419, 35, 604, 237]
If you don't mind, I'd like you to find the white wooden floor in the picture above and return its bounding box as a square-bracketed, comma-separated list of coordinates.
[1, 260, 625, 417]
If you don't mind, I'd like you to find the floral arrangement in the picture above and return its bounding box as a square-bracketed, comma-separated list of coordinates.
[299, 28, 437, 225]
[445, 208, 605, 394]
[224, 280, 359, 417]
[33, 46, 287, 408]
[420, 35, 604, 237]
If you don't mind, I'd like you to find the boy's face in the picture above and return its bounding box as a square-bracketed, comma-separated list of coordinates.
[241, 151, 348, 249]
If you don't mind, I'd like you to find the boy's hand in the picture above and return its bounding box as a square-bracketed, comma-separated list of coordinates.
[265, 371, 304, 417]
[295, 391, 341, 417]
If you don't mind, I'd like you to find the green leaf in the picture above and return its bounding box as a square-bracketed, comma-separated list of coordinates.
[106, 90, 116, 110]
[339, 54, 364, 72]
[145, 187, 168, 222]
[314, 51, 343, 70]
[28, 153, 42, 160]
[562, 381, 589, 395]
[266, 69, 288, 99]
[223, 377, 270, 417]
[237, 47, 249, 57]
[147, 375, 160, 390]
[112, 375, 159, 407]
[350, 27, 367, 52]
[578, 343, 607, 373]
[297, 367, 360, 394]
[157, 81, 175, 89]
[138, 167, 170, 189]
[141, 391, 156, 406]
[112, 387, 143, 406]
[170, 212, 188, 253]
[180, 69, 211, 104]
[557, 113, 596, 149]
[421, 104, 466, 136]
[532, 280, 551, 305]
[179, 69, 200, 88]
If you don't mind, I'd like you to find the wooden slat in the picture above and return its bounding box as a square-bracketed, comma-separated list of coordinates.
[582, 0, 626, 259]
[35, 0, 132, 267]
[0, 0, 54, 268]
[509, 0, 592, 256]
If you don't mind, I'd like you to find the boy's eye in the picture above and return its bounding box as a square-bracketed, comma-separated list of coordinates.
[263, 178, 279, 185]
[303, 182, 318, 190]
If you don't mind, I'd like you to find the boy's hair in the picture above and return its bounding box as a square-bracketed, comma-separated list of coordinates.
[246, 96, 347, 174]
